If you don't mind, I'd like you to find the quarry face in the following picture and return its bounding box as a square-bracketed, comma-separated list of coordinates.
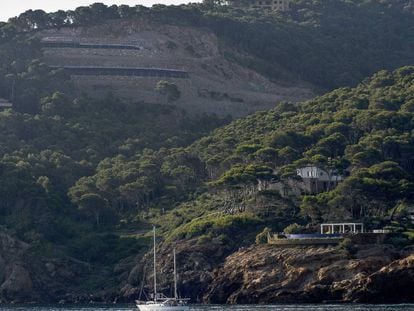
[38, 19, 314, 117]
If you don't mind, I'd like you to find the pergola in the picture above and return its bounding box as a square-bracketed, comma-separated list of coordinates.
[321, 223, 364, 234]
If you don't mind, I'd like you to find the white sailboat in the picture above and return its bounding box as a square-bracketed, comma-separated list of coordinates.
[136, 227, 190, 311]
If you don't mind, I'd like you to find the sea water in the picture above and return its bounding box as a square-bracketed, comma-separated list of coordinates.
[1, 305, 414, 311]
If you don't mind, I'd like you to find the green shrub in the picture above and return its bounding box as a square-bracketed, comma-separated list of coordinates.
[403, 230, 414, 242]
[338, 238, 357, 255]
[387, 236, 410, 248]
[283, 223, 305, 234]
[68, 233, 145, 264]
[197, 234, 212, 245]
[169, 213, 260, 240]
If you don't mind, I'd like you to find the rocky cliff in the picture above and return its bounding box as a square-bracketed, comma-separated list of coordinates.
[0, 230, 32, 303]
[202, 244, 414, 303]
[124, 240, 414, 304]
[0, 229, 93, 303]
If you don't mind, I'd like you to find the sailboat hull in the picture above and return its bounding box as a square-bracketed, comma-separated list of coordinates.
[136, 304, 189, 311]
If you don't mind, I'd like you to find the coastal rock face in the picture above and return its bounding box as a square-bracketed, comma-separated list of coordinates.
[200, 244, 413, 303]
[125, 238, 234, 302]
[348, 253, 414, 302]
[0, 231, 32, 302]
[2, 227, 414, 304]
[133, 241, 414, 304]
[0, 230, 87, 303]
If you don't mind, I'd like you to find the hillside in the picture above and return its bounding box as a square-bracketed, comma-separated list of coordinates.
[37, 20, 313, 117]
[3, 0, 414, 117]
[117, 66, 414, 303]
[86, 66, 414, 234]
[0, 0, 414, 304]
[3, 66, 413, 303]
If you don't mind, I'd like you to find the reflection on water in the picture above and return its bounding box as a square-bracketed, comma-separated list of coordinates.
[1, 305, 414, 311]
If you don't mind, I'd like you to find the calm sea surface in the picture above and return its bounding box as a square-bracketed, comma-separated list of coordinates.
[0, 305, 414, 311]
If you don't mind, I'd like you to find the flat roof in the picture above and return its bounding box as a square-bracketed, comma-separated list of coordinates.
[321, 223, 363, 225]
[0, 99, 12, 107]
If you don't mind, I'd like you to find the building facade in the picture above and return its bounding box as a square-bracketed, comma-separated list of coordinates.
[296, 165, 343, 194]
[408, 206, 414, 225]
[251, 0, 289, 11]
[229, 0, 290, 11]
[0, 99, 13, 109]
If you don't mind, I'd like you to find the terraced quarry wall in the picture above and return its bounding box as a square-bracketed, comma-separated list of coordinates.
[38, 20, 315, 117]
[50, 66, 189, 79]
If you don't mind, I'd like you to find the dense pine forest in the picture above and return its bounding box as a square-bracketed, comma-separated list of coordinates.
[0, 0, 414, 302]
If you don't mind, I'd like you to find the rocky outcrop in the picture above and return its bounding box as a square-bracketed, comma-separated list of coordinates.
[123, 237, 235, 302]
[126, 240, 414, 304]
[348, 253, 414, 302]
[202, 244, 413, 303]
[0, 230, 33, 302]
[0, 229, 89, 303]
[3, 227, 414, 303]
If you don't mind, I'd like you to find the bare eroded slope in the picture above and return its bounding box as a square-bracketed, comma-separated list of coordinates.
[38, 19, 315, 117]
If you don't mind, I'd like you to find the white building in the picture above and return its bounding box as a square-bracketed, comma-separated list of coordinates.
[408, 206, 414, 225]
[321, 223, 364, 234]
[296, 165, 343, 194]
[229, 0, 290, 11]
[0, 99, 13, 109]
[250, 0, 289, 11]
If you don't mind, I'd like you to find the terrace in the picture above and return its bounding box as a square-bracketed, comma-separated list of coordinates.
[268, 222, 389, 246]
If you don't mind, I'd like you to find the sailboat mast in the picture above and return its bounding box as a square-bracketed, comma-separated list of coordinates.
[174, 248, 178, 299]
[153, 226, 157, 301]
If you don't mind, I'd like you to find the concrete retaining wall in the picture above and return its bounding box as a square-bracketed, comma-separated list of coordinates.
[268, 237, 344, 246]
[51, 66, 189, 79]
[42, 41, 141, 50]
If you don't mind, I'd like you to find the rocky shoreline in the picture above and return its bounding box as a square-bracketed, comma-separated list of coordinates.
[2, 230, 414, 304]
[123, 238, 414, 304]
[202, 244, 414, 304]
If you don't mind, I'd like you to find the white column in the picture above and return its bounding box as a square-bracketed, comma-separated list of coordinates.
[342, 224, 345, 234]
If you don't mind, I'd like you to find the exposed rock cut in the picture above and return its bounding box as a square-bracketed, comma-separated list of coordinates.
[37, 19, 315, 117]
